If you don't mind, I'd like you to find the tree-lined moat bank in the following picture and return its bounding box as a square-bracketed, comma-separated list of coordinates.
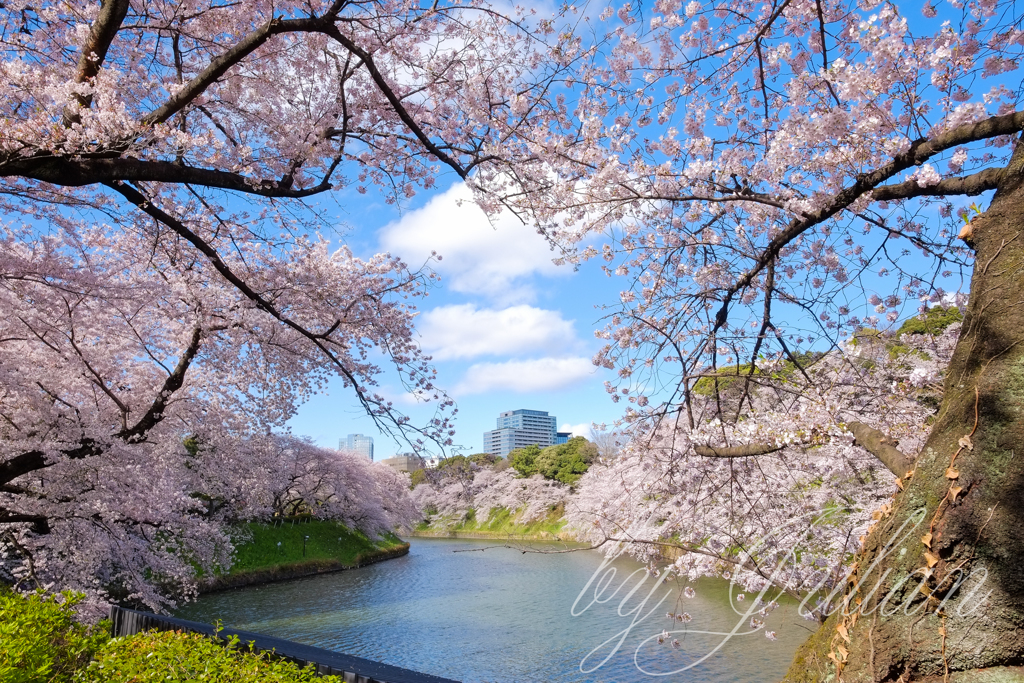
[199, 519, 410, 593]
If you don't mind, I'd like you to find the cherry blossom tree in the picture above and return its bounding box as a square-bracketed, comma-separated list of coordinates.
[568, 320, 958, 620]
[0, 0, 561, 610]
[412, 460, 571, 531]
[473, 0, 1024, 677]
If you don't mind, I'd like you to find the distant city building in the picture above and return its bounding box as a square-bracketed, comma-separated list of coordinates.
[483, 409, 572, 458]
[380, 453, 423, 473]
[340, 433, 374, 460]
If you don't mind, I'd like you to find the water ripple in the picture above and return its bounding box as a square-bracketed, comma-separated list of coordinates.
[176, 538, 809, 682]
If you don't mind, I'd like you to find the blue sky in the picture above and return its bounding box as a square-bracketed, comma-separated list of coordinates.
[286, 175, 627, 458]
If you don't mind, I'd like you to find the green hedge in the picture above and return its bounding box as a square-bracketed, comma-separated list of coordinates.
[0, 588, 109, 683]
[0, 589, 338, 683]
[77, 630, 325, 682]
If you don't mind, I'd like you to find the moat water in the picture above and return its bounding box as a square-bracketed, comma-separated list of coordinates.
[176, 537, 813, 682]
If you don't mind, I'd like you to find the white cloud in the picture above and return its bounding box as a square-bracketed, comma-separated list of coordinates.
[455, 357, 594, 395]
[378, 182, 566, 303]
[417, 304, 577, 361]
[559, 422, 592, 439]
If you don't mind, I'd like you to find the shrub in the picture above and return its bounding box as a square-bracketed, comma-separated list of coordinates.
[435, 455, 473, 476]
[77, 630, 326, 682]
[0, 588, 109, 683]
[537, 438, 599, 486]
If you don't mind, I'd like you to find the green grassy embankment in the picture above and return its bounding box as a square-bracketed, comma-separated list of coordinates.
[201, 519, 408, 592]
[413, 504, 570, 540]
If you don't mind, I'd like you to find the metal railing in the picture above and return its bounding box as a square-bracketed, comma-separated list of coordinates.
[109, 605, 460, 683]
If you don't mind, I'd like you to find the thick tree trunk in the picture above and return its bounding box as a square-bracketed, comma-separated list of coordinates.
[785, 149, 1024, 681]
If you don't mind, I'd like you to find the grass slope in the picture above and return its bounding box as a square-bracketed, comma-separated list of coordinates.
[197, 519, 408, 591]
[228, 519, 405, 574]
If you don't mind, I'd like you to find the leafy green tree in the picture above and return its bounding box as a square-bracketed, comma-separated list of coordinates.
[509, 444, 542, 477]
[538, 437, 599, 486]
[408, 468, 427, 489]
[468, 453, 498, 466]
[513, 438, 597, 485]
[436, 455, 473, 476]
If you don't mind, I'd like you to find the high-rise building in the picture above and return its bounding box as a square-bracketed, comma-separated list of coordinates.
[341, 433, 374, 460]
[482, 409, 573, 458]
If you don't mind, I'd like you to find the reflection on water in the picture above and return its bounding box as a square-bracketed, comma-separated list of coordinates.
[176, 538, 813, 682]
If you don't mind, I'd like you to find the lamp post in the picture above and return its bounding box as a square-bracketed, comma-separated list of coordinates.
[303, 535, 309, 557]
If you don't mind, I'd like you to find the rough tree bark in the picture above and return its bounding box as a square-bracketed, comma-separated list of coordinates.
[785, 143, 1024, 681]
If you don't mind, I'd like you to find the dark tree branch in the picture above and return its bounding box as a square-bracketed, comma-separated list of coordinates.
[118, 325, 203, 442]
[734, 260, 775, 421]
[323, 25, 468, 177]
[0, 323, 206, 483]
[710, 110, 1024, 337]
[693, 442, 787, 457]
[847, 421, 913, 477]
[814, 0, 841, 105]
[103, 180, 384, 425]
[0, 452, 45, 487]
[694, 421, 913, 477]
[0, 441, 100, 488]
[75, 0, 131, 85]
[1, 157, 332, 198]
[0, 512, 50, 534]
[872, 167, 1005, 201]
[143, 17, 333, 126]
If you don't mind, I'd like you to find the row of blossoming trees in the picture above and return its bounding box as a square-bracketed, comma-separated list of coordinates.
[3, 0, 1024, 677]
[2, 424, 418, 610]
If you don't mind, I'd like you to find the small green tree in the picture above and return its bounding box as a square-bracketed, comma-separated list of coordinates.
[408, 468, 427, 489]
[467, 453, 498, 466]
[436, 455, 473, 476]
[538, 437, 599, 485]
[509, 444, 542, 477]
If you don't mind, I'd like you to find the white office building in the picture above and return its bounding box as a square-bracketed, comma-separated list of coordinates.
[483, 409, 571, 458]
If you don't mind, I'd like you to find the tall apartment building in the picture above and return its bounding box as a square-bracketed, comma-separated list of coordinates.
[340, 433, 374, 460]
[483, 409, 572, 458]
